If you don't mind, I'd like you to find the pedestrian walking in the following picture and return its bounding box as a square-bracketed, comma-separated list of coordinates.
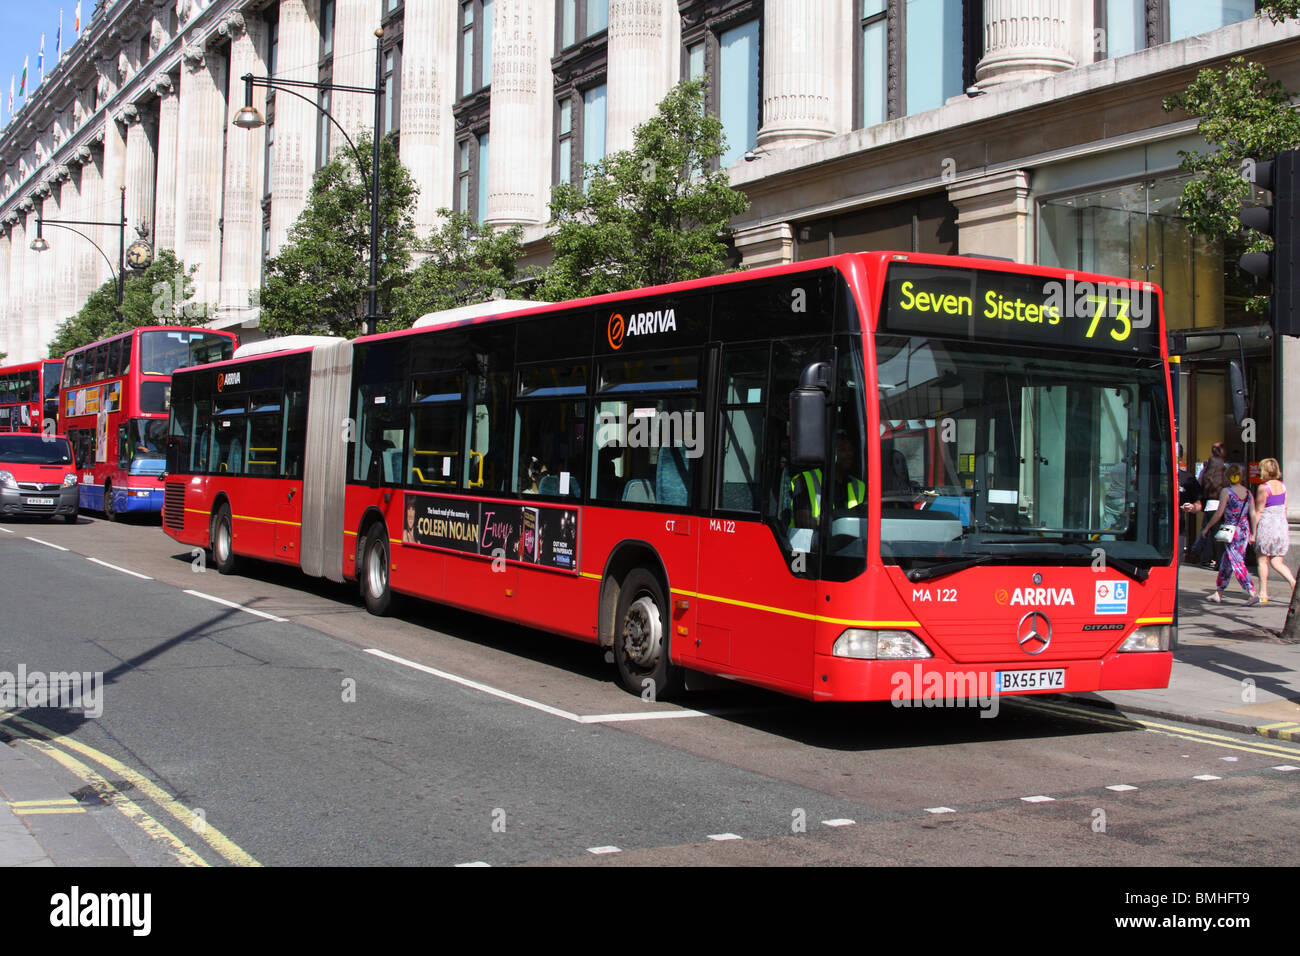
[1197, 442, 1228, 569]
[1253, 457, 1297, 604]
[1177, 443, 1203, 561]
[1202, 462, 1258, 604]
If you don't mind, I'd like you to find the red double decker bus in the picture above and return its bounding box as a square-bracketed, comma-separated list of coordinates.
[0, 359, 63, 434]
[61, 326, 237, 519]
[163, 252, 1176, 702]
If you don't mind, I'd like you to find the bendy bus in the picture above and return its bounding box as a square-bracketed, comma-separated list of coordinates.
[161, 252, 1176, 701]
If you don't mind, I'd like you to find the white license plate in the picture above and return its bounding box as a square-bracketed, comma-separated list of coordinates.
[25, 497, 55, 506]
[996, 668, 1066, 693]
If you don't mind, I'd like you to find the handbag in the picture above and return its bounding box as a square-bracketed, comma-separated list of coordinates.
[1214, 524, 1236, 544]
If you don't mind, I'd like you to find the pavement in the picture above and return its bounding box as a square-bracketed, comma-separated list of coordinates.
[2, 551, 1298, 868]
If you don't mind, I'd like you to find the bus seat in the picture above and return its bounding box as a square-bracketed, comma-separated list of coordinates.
[538, 474, 581, 497]
[622, 478, 655, 503]
[721, 481, 757, 512]
[656, 446, 690, 507]
[383, 447, 403, 485]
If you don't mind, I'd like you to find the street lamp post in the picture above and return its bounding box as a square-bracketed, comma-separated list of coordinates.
[234, 27, 385, 335]
[31, 184, 128, 308]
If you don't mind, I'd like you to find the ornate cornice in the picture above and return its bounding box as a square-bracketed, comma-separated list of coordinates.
[181, 43, 207, 70]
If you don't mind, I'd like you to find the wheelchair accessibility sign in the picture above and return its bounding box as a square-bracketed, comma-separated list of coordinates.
[1094, 580, 1128, 615]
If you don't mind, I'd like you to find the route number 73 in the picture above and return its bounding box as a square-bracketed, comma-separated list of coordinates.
[1083, 294, 1131, 342]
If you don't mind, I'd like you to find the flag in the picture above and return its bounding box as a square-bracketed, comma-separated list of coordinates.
[75, 1, 81, 34]
[19, 56, 26, 96]
[56, 10, 62, 63]
[7, 75, 12, 117]
[38, 34, 44, 82]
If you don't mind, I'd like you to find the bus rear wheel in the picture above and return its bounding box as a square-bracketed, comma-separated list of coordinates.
[361, 524, 393, 616]
[102, 482, 117, 522]
[210, 504, 239, 575]
[613, 568, 682, 700]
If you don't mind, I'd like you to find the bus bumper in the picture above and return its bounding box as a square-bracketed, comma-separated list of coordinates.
[812, 651, 1174, 703]
[117, 485, 166, 515]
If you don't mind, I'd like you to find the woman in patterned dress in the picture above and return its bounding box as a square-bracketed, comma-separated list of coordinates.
[1202, 463, 1258, 605]
[1254, 458, 1296, 604]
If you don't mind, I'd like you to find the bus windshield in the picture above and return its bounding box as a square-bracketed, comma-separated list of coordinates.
[876, 335, 1173, 567]
[140, 331, 235, 376]
[127, 418, 169, 462]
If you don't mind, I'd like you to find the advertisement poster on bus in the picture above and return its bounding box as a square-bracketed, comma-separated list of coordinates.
[95, 408, 108, 463]
[402, 493, 578, 571]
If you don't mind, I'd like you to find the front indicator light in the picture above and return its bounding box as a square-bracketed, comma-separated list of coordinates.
[62, 473, 78, 487]
[833, 629, 933, 660]
[1120, 625, 1171, 652]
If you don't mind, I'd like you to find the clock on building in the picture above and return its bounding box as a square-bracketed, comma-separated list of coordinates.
[125, 239, 154, 271]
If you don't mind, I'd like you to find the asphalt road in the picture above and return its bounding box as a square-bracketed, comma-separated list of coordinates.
[1, 513, 1296, 867]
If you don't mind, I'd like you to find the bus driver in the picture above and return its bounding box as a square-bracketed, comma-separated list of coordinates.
[791, 432, 866, 530]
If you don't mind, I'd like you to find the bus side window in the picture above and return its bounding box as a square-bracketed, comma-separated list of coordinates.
[717, 347, 767, 513]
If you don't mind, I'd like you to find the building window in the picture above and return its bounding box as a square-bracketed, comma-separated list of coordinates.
[317, 90, 331, 170]
[680, 1, 762, 168]
[854, 0, 975, 128]
[383, 46, 401, 138]
[264, 115, 275, 198]
[460, 0, 494, 98]
[456, 132, 490, 223]
[1096, 0, 1255, 58]
[267, 16, 279, 77]
[554, 83, 606, 185]
[558, 0, 608, 52]
[321, 0, 335, 58]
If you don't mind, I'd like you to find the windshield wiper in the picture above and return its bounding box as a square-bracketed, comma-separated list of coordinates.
[907, 553, 995, 583]
[1074, 545, 1149, 583]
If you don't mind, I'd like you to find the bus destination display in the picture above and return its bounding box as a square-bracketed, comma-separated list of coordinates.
[880, 262, 1161, 354]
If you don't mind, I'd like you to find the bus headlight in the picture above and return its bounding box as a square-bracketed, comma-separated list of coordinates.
[62, 473, 78, 487]
[833, 629, 933, 660]
[1119, 625, 1171, 652]
[0, 471, 15, 490]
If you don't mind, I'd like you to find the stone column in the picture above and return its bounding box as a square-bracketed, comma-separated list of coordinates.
[219, 12, 267, 323]
[975, 0, 1076, 89]
[268, 0, 320, 257]
[948, 169, 1032, 262]
[52, 168, 78, 335]
[486, 0, 553, 227]
[100, 117, 128, 290]
[756, 0, 840, 150]
[606, 0, 678, 154]
[0, 230, 10, 357]
[8, 214, 28, 360]
[398, 0, 457, 236]
[732, 222, 795, 269]
[331, 0, 382, 148]
[153, 74, 180, 253]
[122, 103, 158, 239]
[19, 202, 41, 361]
[178, 42, 228, 296]
[34, 185, 59, 357]
[75, 147, 105, 298]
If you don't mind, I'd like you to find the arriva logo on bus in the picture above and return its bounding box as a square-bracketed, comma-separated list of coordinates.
[607, 309, 677, 350]
[216, 371, 241, 392]
[994, 586, 1076, 606]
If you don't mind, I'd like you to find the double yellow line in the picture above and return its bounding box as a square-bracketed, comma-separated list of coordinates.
[1, 709, 259, 867]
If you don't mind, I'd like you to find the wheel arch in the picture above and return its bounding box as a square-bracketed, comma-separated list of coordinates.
[353, 506, 389, 582]
[596, 539, 670, 650]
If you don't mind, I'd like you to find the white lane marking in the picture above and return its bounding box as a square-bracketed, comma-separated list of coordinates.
[1192, 774, 1221, 781]
[1273, 765, 1299, 772]
[1220, 756, 1238, 762]
[707, 833, 742, 841]
[183, 589, 289, 623]
[924, 807, 956, 814]
[1106, 784, 1139, 792]
[1020, 795, 1055, 803]
[454, 861, 491, 867]
[822, 819, 856, 827]
[87, 557, 153, 580]
[363, 648, 707, 724]
[587, 846, 621, 855]
[25, 536, 68, 551]
[0, 526, 12, 533]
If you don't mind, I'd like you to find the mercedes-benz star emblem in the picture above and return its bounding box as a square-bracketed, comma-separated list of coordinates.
[1017, 611, 1052, 655]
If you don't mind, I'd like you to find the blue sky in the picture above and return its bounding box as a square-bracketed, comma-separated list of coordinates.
[1, 0, 78, 127]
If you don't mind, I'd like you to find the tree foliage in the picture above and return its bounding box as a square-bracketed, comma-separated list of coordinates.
[386, 208, 527, 331]
[260, 134, 417, 338]
[46, 249, 207, 357]
[1262, 0, 1300, 22]
[540, 80, 749, 301]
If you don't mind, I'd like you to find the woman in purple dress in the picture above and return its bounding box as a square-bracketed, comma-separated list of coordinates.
[1254, 458, 1296, 604]
[1201, 463, 1258, 605]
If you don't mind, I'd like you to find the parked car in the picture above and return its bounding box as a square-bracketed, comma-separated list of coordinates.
[0, 433, 79, 522]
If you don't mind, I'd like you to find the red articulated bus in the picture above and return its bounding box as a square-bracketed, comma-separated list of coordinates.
[162, 252, 1176, 702]
[61, 326, 237, 519]
[0, 359, 63, 434]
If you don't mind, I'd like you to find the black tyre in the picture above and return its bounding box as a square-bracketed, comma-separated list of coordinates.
[102, 482, 117, 522]
[612, 568, 682, 700]
[210, 504, 240, 575]
[63, 512, 78, 524]
[361, 524, 393, 616]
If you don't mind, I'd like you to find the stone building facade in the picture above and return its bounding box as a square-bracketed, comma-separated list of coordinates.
[2, 1, 1300, 500]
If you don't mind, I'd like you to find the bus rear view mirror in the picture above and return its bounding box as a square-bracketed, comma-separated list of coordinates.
[790, 361, 832, 468]
[1228, 360, 1248, 427]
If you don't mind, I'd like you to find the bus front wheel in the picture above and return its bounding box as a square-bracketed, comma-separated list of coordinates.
[361, 525, 393, 616]
[210, 505, 239, 575]
[613, 568, 682, 700]
[102, 482, 117, 522]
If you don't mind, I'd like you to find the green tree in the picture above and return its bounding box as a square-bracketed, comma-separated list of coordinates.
[260, 134, 417, 338]
[46, 249, 208, 357]
[540, 80, 749, 301]
[386, 208, 527, 330]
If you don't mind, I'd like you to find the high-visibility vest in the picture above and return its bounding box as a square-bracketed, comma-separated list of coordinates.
[791, 468, 865, 523]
